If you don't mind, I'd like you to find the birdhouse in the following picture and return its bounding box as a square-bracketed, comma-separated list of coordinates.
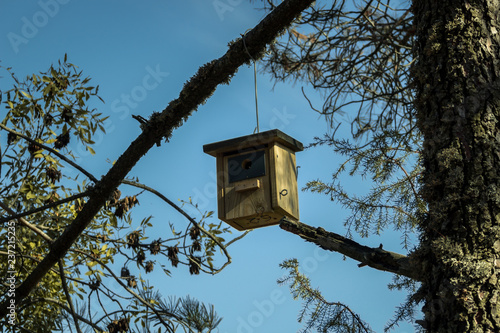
[203, 129, 303, 231]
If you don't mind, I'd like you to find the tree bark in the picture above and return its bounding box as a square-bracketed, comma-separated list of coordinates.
[412, 0, 500, 331]
[0, 0, 315, 318]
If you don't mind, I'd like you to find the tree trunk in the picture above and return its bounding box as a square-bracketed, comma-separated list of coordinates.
[412, 0, 500, 331]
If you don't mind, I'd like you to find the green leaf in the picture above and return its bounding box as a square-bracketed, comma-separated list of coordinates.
[21, 90, 31, 98]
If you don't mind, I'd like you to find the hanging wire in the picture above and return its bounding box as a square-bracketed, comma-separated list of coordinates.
[242, 30, 260, 133]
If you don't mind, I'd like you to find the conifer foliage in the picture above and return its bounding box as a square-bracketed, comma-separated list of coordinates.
[260, 0, 500, 331]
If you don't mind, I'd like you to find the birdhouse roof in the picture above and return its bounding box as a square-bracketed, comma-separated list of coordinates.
[203, 129, 303, 157]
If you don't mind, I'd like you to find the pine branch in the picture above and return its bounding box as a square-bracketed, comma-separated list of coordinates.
[0, 0, 316, 319]
[279, 218, 420, 281]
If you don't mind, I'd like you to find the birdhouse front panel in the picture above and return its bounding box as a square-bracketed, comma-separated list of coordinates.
[203, 129, 303, 231]
[223, 148, 273, 226]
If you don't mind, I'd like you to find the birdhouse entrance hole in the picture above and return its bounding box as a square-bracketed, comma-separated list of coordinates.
[203, 129, 303, 231]
[227, 150, 266, 183]
[242, 159, 252, 170]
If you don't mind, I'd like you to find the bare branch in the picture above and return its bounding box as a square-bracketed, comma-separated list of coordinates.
[279, 217, 420, 281]
[57, 260, 83, 333]
[71, 249, 178, 331]
[18, 297, 105, 332]
[0, 201, 53, 243]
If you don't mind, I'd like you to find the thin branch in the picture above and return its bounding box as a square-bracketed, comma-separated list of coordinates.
[226, 230, 251, 246]
[288, 262, 371, 333]
[279, 217, 420, 281]
[0, 191, 90, 224]
[121, 179, 232, 273]
[0, 123, 98, 183]
[71, 249, 177, 331]
[0, 201, 53, 243]
[385, 154, 423, 211]
[57, 260, 83, 333]
[18, 297, 105, 332]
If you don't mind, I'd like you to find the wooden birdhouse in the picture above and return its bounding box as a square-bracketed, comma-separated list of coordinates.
[203, 129, 303, 231]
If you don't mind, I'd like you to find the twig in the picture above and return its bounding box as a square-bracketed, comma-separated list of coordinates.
[0, 201, 53, 243]
[121, 179, 233, 273]
[72, 249, 178, 331]
[58, 259, 83, 333]
[0, 191, 90, 224]
[17, 297, 105, 332]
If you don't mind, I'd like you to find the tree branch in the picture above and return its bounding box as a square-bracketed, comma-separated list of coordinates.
[122, 179, 233, 273]
[18, 297, 105, 332]
[57, 260, 83, 333]
[0, 0, 315, 318]
[279, 217, 420, 281]
[0, 201, 53, 244]
[0, 123, 98, 183]
[0, 191, 90, 224]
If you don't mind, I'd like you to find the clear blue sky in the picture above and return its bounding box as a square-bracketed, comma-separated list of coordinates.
[1, 1, 416, 332]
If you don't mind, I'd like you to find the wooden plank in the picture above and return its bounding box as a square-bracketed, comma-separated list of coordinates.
[216, 153, 226, 221]
[270, 143, 300, 220]
[235, 179, 261, 192]
[203, 129, 303, 157]
[225, 212, 282, 230]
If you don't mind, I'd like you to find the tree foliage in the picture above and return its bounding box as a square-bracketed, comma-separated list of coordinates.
[259, 0, 421, 237]
[256, 0, 424, 330]
[279, 259, 372, 333]
[0, 1, 318, 330]
[0, 59, 231, 332]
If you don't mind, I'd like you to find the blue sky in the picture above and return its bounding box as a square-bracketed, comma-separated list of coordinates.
[1, 1, 416, 332]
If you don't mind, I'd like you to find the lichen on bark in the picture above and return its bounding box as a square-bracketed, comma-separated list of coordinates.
[412, 0, 500, 331]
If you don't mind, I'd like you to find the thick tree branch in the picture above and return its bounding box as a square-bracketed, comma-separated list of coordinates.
[279, 218, 420, 281]
[0, 0, 315, 318]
